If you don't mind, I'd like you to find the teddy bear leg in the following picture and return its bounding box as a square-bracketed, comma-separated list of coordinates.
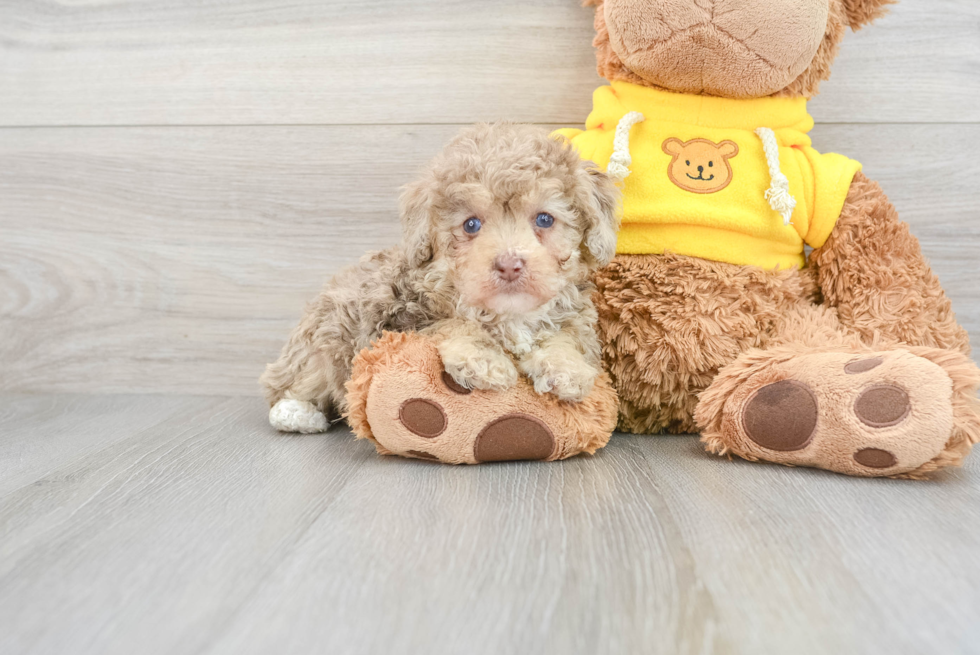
[696, 305, 980, 478]
[811, 171, 971, 354]
[594, 253, 816, 434]
[345, 332, 619, 464]
[696, 173, 980, 477]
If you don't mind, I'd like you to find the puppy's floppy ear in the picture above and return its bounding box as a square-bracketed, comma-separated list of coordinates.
[398, 178, 435, 267]
[842, 0, 895, 30]
[578, 165, 622, 268]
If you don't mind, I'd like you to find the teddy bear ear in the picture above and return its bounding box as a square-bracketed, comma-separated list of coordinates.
[842, 0, 896, 30]
[718, 141, 739, 158]
[662, 138, 684, 156]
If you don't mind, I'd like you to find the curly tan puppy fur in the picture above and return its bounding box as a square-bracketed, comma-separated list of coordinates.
[260, 123, 621, 431]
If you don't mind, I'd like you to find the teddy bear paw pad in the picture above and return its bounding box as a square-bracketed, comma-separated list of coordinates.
[741, 380, 818, 452]
[398, 399, 447, 438]
[474, 414, 555, 463]
[722, 350, 955, 477]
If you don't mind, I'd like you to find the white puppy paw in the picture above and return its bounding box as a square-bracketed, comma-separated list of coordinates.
[269, 399, 328, 434]
[440, 342, 519, 392]
[521, 352, 598, 402]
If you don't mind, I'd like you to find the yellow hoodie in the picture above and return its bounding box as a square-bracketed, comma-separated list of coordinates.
[554, 82, 862, 270]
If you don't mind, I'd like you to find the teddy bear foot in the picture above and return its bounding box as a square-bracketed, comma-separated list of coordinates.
[697, 346, 980, 479]
[345, 332, 619, 464]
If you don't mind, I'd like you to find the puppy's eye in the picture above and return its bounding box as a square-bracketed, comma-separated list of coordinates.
[535, 213, 555, 229]
[685, 160, 690, 166]
[463, 217, 482, 234]
[708, 161, 714, 167]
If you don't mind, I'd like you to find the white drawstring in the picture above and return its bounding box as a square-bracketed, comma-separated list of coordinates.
[755, 127, 796, 225]
[607, 111, 645, 182]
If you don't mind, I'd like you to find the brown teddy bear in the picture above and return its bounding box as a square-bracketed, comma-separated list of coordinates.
[554, 0, 980, 478]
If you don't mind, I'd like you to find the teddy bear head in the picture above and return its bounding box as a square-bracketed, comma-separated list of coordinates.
[585, 0, 894, 99]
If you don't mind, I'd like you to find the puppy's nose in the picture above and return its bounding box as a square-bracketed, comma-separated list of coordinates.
[697, 165, 704, 174]
[494, 254, 525, 282]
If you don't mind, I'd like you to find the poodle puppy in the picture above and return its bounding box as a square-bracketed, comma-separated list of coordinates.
[260, 123, 621, 433]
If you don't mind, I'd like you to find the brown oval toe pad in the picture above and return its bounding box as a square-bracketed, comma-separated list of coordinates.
[441, 371, 472, 395]
[742, 380, 818, 452]
[845, 357, 884, 375]
[474, 414, 555, 463]
[855, 385, 911, 428]
[399, 399, 447, 438]
[853, 448, 898, 469]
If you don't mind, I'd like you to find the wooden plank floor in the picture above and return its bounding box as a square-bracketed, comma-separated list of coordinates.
[1, 393, 979, 655]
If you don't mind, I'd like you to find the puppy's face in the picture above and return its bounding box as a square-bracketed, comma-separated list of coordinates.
[445, 178, 586, 314]
[400, 124, 621, 316]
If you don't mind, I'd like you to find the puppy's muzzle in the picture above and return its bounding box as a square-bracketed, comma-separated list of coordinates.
[493, 254, 526, 283]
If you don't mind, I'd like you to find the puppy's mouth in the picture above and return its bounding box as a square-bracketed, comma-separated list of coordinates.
[484, 289, 549, 315]
[687, 173, 715, 181]
[480, 275, 555, 315]
[457, 251, 564, 316]
[495, 277, 531, 293]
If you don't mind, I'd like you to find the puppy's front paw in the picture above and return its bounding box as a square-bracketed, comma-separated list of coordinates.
[521, 351, 599, 403]
[440, 343, 519, 392]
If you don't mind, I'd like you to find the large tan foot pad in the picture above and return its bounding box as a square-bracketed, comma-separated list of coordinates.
[709, 350, 960, 477]
[345, 332, 618, 464]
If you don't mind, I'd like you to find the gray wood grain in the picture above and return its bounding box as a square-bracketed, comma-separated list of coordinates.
[0, 0, 977, 127]
[0, 394, 977, 655]
[0, 394, 372, 655]
[0, 393, 215, 496]
[2, 124, 977, 396]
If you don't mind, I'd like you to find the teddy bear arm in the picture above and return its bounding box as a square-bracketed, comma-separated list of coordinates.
[810, 171, 971, 354]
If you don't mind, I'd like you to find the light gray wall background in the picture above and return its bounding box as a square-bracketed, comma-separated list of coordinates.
[2, 0, 978, 395]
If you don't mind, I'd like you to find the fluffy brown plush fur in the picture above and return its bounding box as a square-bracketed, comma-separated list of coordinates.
[811, 173, 970, 354]
[581, 0, 979, 477]
[261, 123, 620, 431]
[595, 252, 819, 434]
